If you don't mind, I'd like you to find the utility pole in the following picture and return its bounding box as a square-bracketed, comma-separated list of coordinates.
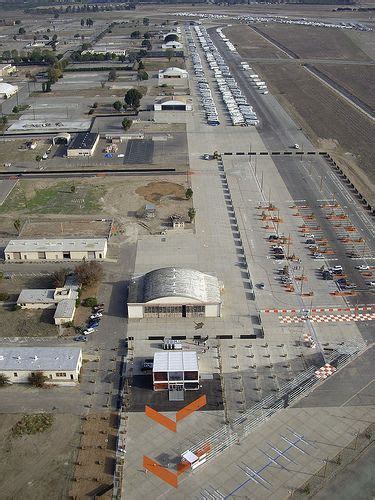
[286, 232, 291, 259]
[300, 266, 305, 295]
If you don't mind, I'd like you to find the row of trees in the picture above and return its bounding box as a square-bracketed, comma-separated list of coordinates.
[51, 261, 103, 290]
[80, 18, 94, 27]
[0, 48, 58, 65]
[25, 4, 135, 16]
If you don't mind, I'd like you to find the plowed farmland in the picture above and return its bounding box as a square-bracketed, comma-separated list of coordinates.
[315, 64, 375, 111]
[226, 25, 287, 59]
[254, 63, 375, 204]
[255, 25, 371, 61]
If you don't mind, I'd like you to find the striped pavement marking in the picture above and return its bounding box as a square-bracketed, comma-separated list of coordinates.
[279, 313, 375, 324]
[261, 305, 375, 314]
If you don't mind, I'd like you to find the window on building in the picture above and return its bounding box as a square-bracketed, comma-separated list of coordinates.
[13, 372, 18, 377]
[63, 252, 70, 259]
[55, 372, 67, 377]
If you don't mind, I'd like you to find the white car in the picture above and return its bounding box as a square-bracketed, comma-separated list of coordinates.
[355, 265, 369, 271]
[313, 253, 324, 260]
[329, 265, 343, 273]
[366, 281, 375, 287]
[83, 327, 95, 335]
[90, 313, 103, 319]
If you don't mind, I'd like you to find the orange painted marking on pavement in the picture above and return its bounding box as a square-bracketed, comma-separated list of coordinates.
[145, 405, 176, 432]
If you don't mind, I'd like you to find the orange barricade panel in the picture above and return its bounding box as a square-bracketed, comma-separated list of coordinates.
[143, 456, 178, 488]
[145, 405, 176, 432]
[176, 395, 207, 422]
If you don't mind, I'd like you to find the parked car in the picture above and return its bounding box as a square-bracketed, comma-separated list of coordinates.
[313, 253, 324, 260]
[141, 359, 154, 371]
[355, 265, 369, 271]
[74, 335, 88, 342]
[329, 266, 343, 273]
[366, 281, 375, 287]
[87, 321, 99, 328]
[90, 313, 103, 319]
[82, 327, 95, 335]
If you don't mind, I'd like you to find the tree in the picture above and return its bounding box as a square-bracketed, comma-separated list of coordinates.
[141, 39, 151, 51]
[14, 218, 21, 235]
[29, 371, 47, 388]
[80, 18, 85, 27]
[113, 100, 122, 112]
[130, 30, 141, 39]
[74, 260, 103, 289]
[143, 32, 151, 39]
[143, 17, 150, 26]
[138, 70, 148, 81]
[124, 88, 143, 109]
[188, 208, 196, 222]
[122, 118, 132, 131]
[51, 268, 69, 288]
[18, 27, 26, 35]
[108, 68, 117, 82]
[0, 374, 9, 386]
[166, 48, 174, 62]
[47, 67, 62, 83]
[70, 185, 76, 193]
[185, 188, 193, 200]
[138, 60, 145, 70]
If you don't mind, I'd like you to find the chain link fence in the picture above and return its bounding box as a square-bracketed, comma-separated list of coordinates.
[291, 422, 374, 499]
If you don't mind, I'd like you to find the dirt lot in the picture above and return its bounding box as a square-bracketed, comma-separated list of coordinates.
[314, 64, 375, 110]
[255, 25, 372, 61]
[0, 175, 191, 235]
[20, 218, 112, 239]
[144, 57, 186, 71]
[69, 411, 117, 499]
[254, 63, 375, 205]
[0, 413, 81, 500]
[0, 139, 50, 169]
[226, 25, 287, 59]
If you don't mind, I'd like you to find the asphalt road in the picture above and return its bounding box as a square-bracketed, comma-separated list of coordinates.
[209, 27, 375, 315]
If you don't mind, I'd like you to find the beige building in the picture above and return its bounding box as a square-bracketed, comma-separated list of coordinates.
[5, 238, 107, 261]
[67, 132, 99, 158]
[158, 67, 188, 84]
[0, 63, 16, 77]
[17, 286, 78, 325]
[127, 267, 222, 319]
[0, 347, 82, 384]
[154, 96, 192, 111]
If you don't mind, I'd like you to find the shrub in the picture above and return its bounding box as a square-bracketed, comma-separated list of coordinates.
[82, 297, 97, 307]
[0, 292, 9, 301]
[12, 414, 54, 437]
[28, 371, 48, 388]
[0, 374, 10, 386]
[75, 298, 80, 307]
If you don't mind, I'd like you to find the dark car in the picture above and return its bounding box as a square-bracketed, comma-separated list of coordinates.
[141, 359, 154, 372]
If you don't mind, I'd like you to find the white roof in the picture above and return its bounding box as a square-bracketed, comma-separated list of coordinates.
[0, 82, 18, 94]
[160, 67, 188, 76]
[17, 289, 55, 304]
[54, 298, 76, 319]
[5, 238, 106, 253]
[0, 347, 81, 372]
[153, 351, 198, 372]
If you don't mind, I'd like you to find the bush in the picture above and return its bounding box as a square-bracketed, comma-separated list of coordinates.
[12, 414, 54, 437]
[122, 118, 132, 131]
[0, 292, 9, 301]
[75, 298, 80, 308]
[0, 374, 10, 386]
[82, 297, 97, 307]
[28, 371, 48, 388]
[13, 304, 21, 311]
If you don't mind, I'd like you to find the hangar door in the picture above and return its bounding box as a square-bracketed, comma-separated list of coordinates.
[161, 104, 186, 111]
[144, 305, 205, 318]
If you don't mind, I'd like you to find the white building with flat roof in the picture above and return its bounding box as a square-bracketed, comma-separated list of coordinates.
[5, 238, 107, 261]
[153, 351, 199, 391]
[0, 346, 82, 384]
[158, 67, 188, 84]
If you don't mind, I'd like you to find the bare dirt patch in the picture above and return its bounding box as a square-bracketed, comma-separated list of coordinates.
[226, 25, 287, 59]
[20, 218, 112, 239]
[254, 63, 375, 205]
[257, 25, 371, 61]
[135, 180, 185, 204]
[0, 413, 81, 500]
[314, 64, 375, 110]
[69, 412, 117, 499]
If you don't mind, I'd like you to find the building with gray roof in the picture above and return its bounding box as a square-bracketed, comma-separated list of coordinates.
[127, 267, 222, 319]
[0, 347, 82, 384]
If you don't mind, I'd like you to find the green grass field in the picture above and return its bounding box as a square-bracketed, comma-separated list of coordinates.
[0, 181, 105, 215]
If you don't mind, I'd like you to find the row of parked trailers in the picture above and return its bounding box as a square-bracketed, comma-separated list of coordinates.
[193, 25, 259, 127]
[186, 28, 220, 126]
[240, 62, 268, 94]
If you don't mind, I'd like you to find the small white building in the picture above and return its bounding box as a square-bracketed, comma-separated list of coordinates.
[154, 96, 192, 111]
[127, 267, 222, 319]
[0, 346, 82, 384]
[158, 67, 188, 84]
[153, 351, 199, 391]
[162, 41, 183, 50]
[5, 238, 107, 261]
[0, 82, 18, 99]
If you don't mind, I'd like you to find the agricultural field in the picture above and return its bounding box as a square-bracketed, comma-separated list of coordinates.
[254, 63, 375, 205]
[314, 64, 375, 111]
[226, 25, 287, 60]
[255, 24, 372, 61]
